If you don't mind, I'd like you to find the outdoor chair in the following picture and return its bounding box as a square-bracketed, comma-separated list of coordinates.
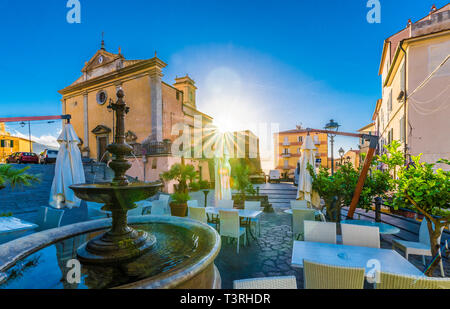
[292, 209, 316, 240]
[233, 276, 297, 289]
[188, 206, 217, 229]
[36, 206, 64, 231]
[341, 223, 380, 248]
[303, 259, 365, 289]
[244, 201, 262, 237]
[128, 201, 152, 216]
[392, 219, 445, 277]
[187, 200, 199, 207]
[86, 202, 108, 220]
[375, 271, 450, 289]
[304, 221, 337, 244]
[158, 193, 171, 205]
[291, 200, 308, 209]
[217, 199, 234, 209]
[151, 200, 169, 216]
[219, 210, 246, 254]
[318, 211, 327, 222]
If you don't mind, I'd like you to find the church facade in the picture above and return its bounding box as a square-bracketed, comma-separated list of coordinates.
[59, 43, 214, 185]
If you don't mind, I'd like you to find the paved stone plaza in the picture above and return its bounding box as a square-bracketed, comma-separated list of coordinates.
[0, 164, 448, 288]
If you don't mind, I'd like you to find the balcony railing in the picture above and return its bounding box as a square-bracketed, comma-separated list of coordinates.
[131, 139, 172, 156]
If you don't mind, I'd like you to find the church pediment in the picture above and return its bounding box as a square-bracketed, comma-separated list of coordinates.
[82, 50, 123, 73]
[92, 125, 111, 135]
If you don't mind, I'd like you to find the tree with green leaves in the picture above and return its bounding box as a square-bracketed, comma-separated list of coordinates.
[308, 160, 392, 223]
[160, 163, 198, 194]
[232, 162, 256, 205]
[0, 164, 39, 190]
[379, 141, 450, 276]
[0, 164, 40, 216]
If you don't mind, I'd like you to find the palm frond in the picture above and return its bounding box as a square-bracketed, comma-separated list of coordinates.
[0, 164, 40, 189]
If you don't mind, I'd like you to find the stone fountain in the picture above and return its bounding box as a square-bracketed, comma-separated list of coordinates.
[0, 90, 221, 289]
[70, 89, 161, 263]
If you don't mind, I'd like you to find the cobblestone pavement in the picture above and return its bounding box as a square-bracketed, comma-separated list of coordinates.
[1, 165, 448, 287]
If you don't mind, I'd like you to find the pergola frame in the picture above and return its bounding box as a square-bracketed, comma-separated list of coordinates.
[305, 128, 379, 219]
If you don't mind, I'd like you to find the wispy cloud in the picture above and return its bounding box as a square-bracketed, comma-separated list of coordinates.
[7, 127, 61, 149]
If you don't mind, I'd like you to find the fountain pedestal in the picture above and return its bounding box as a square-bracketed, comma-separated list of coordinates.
[77, 209, 156, 264]
[70, 90, 162, 264]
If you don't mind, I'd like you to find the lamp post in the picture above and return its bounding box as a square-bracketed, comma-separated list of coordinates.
[21, 121, 32, 152]
[324, 119, 340, 175]
[338, 147, 345, 165]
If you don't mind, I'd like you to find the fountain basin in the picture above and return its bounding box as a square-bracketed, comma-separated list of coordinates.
[69, 182, 162, 211]
[0, 216, 221, 289]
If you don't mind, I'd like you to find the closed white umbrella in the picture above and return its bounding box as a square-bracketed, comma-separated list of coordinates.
[296, 134, 320, 207]
[49, 124, 85, 209]
[214, 140, 232, 204]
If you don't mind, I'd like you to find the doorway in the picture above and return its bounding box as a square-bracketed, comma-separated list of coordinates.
[98, 136, 108, 163]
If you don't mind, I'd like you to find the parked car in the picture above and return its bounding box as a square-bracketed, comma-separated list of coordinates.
[268, 170, 281, 183]
[6, 152, 39, 164]
[39, 149, 58, 164]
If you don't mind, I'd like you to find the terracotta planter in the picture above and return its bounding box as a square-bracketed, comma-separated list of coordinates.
[170, 202, 188, 217]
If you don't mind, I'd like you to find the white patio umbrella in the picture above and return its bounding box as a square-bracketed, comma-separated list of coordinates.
[49, 124, 85, 209]
[296, 134, 320, 208]
[214, 140, 232, 204]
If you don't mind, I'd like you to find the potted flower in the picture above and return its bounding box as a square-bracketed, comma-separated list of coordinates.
[161, 163, 198, 217]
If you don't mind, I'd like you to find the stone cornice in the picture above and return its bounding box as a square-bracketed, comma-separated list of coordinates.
[59, 57, 167, 96]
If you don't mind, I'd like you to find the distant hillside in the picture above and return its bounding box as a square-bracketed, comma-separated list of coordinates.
[32, 141, 58, 154]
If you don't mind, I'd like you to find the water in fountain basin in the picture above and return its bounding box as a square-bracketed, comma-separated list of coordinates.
[0, 222, 201, 289]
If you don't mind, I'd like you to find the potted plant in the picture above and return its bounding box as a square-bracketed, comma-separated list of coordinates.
[231, 162, 256, 209]
[170, 192, 191, 217]
[161, 163, 198, 217]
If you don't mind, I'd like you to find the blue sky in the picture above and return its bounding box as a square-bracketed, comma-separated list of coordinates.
[0, 0, 447, 162]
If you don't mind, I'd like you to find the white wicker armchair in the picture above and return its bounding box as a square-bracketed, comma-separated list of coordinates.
[219, 210, 246, 254]
[304, 221, 336, 244]
[292, 209, 316, 240]
[392, 219, 445, 277]
[375, 271, 450, 289]
[233, 276, 297, 289]
[303, 259, 365, 289]
[341, 223, 380, 248]
[244, 201, 262, 236]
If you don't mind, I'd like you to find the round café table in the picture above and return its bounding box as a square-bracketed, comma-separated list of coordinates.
[284, 209, 322, 216]
[341, 219, 400, 235]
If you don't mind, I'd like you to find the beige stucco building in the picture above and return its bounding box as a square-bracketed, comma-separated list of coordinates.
[373, 4, 450, 168]
[274, 126, 328, 177]
[0, 123, 33, 163]
[374, 4, 450, 169]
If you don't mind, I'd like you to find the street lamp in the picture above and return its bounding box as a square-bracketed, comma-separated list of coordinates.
[324, 119, 340, 175]
[20, 121, 32, 152]
[338, 147, 345, 165]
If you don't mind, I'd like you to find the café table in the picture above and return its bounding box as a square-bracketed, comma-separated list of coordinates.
[341, 219, 400, 235]
[291, 240, 424, 281]
[0, 217, 38, 244]
[205, 207, 263, 241]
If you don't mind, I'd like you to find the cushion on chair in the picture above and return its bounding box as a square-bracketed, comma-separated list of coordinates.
[393, 239, 432, 256]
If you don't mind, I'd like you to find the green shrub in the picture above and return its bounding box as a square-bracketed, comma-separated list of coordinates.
[171, 192, 191, 205]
